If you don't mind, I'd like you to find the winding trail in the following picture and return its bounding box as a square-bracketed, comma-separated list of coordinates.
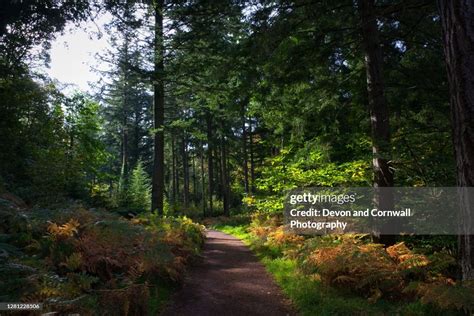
[162, 230, 295, 316]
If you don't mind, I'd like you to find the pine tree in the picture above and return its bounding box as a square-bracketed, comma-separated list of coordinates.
[128, 161, 152, 212]
[438, 0, 474, 281]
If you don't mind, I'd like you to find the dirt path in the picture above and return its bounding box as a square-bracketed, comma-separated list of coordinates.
[161, 230, 295, 316]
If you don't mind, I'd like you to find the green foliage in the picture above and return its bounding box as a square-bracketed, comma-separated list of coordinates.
[216, 215, 467, 315]
[0, 0, 98, 204]
[0, 1, 465, 314]
[216, 223, 425, 316]
[260, 147, 370, 190]
[127, 161, 152, 212]
[0, 203, 205, 314]
[414, 281, 474, 314]
[245, 146, 371, 214]
[0, 72, 107, 204]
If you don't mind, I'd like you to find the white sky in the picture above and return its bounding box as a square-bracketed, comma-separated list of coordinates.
[45, 13, 112, 93]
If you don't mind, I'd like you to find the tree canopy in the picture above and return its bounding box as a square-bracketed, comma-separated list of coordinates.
[1, 0, 473, 314]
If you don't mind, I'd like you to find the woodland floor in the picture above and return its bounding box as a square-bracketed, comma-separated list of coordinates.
[162, 230, 295, 316]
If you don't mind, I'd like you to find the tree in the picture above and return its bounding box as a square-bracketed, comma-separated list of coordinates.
[151, 0, 166, 214]
[64, 94, 107, 197]
[128, 160, 152, 212]
[0, 0, 93, 200]
[358, 0, 393, 189]
[98, 2, 154, 206]
[438, 0, 474, 281]
[358, 0, 395, 245]
[0, 0, 90, 72]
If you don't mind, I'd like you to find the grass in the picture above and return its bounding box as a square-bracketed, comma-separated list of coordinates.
[214, 223, 452, 316]
[214, 224, 253, 245]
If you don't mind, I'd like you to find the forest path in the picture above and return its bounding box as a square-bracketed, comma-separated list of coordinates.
[161, 230, 295, 316]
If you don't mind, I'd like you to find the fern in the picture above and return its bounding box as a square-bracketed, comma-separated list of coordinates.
[47, 219, 80, 239]
[417, 280, 474, 313]
[0, 242, 23, 257]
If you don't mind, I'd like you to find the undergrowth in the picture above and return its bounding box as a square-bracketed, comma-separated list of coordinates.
[213, 213, 469, 316]
[0, 198, 205, 315]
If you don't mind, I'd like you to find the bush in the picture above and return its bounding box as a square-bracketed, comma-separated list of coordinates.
[414, 280, 474, 313]
[239, 211, 469, 313]
[0, 204, 205, 315]
[304, 239, 406, 301]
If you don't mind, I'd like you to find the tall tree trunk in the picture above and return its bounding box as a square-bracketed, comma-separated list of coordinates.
[249, 120, 256, 194]
[220, 113, 230, 216]
[215, 147, 222, 199]
[359, 0, 393, 188]
[151, 0, 165, 214]
[438, 0, 474, 281]
[120, 123, 128, 185]
[67, 131, 74, 190]
[182, 133, 190, 208]
[200, 140, 206, 216]
[358, 0, 395, 245]
[120, 38, 130, 192]
[171, 135, 176, 204]
[192, 152, 197, 203]
[132, 110, 140, 169]
[206, 113, 214, 215]
[175, 137, 180, 200]
[241, 101, 249, 193]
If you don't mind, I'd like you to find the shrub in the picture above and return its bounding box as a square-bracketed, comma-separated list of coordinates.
[127, 161, 152, 212]
[414, 280, 474, 313]
[0, 203, 205, 315]
[265, 226, 305, 258]
[304, 239, 405, 301]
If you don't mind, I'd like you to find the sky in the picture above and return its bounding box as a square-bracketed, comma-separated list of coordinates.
[45, 14, 111, 93]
